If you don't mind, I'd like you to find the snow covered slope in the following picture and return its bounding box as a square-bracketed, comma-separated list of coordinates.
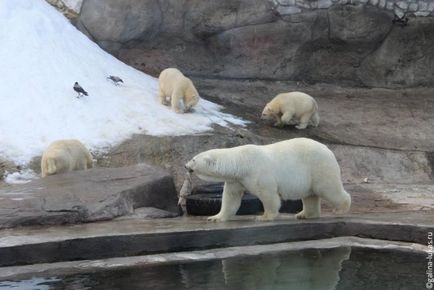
[0, 0, 245, 165]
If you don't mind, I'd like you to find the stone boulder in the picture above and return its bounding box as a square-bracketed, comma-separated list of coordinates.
[328, 5, 393, 45]
[0, 164, 179, 229]
[189, 0, 278, 38]
[359, 17, 434, 87]
[79, 0, 162, 45]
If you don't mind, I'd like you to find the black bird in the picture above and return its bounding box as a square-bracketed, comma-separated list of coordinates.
[107, 75, 124, 85]
[73, 82, 88, 98]
[392, 14, 409, 27]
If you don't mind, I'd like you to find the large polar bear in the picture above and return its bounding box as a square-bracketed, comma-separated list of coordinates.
[185, 138, 350, 222]
[261, 91, 320, 129]
[41, 139, 93, 177]
[158, 68, 200, 113]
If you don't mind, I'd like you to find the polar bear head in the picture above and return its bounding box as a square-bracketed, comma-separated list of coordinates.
[261, 103, 277, 121]
[185, 149, 245, 182]
[184, 79, 200, 112]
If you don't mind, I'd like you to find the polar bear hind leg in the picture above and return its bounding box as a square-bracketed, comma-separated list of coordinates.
[310, 111, 320, 127]
[208, 182, 244, 222]
[329, 190, 351, 214]
[317, 187, 351, 215]
[296, 112, 313, 129]
[295, 195, 321, 219]
[76, 157, 88, 171]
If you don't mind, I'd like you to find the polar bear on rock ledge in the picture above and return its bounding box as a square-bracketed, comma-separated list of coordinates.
[158, 68, 200, 113]
[41, 139, 93, 177]
[185, 138, 351, 222]
[261, 91, 319, 129]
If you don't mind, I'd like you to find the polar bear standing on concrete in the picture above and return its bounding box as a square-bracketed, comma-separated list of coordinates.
[185, 138, 350, 222]
[41, 139, 93, 177]
[158, 68, 200, 113]
[261, 92, 320, 129]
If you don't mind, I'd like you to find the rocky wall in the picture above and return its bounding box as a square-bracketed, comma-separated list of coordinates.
[74, 0, 434, 87]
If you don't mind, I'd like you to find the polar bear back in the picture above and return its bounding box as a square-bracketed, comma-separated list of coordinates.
[41, 139, 93, 177]
[159, 68, 188, 95]
[270, 92, 317, 116]
[254, 139, 340, 196]
[159, 68, 198, 98]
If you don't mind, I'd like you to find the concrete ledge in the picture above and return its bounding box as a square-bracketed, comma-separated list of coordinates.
[0, 237, 427, 280]
[0, 164, 179, 229]
[0, 212, 432, 267]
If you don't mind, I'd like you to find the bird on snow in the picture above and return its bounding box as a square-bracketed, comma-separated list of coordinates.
[73, 82, 88, 98]
[107, 75, 124, 85]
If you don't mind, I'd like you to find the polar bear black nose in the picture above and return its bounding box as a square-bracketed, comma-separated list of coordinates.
[185, 165, 193, 173]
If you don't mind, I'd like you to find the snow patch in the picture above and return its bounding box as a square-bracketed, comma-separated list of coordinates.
[4, 169, 39, 184]
[0, 0, 246, 166]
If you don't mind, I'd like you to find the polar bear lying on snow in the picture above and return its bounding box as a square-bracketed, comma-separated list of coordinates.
[158, 68, 200, 113]
[41, 139, 93, 177]
[185, 138, 350, 222]
[261, 91, 319, 129]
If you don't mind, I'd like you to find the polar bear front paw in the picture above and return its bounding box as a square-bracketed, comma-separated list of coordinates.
[295, 123, 308, 130]
[256, 213, 277, 222]
[207, 214, 227, 222]
[295, 211, 307, 219]
[274, 122, 284, 128]
[295, 210, 319, 219]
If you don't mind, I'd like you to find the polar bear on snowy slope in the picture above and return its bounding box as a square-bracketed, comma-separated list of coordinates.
[261, 92, 319, 129]
[185, 138, 350, 222]
[41, 139, 93, 177]
[158, 68, 200, 113]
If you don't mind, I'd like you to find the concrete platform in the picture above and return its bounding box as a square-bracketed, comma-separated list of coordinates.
[0, 211, 432, 267]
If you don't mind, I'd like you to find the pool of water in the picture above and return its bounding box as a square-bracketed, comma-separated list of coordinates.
[0, 247, 426, 290]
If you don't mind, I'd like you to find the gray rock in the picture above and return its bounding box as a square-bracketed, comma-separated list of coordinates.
[205, 13, 323, 79]
[78, 0, 162, 43]
[396, 1, 409, 10]
[116, 207, 178, 219]
[189, 0, 278, 38]
[318, 0, 333, 8]
[414, 11, 431, 16]
[408, 3, 418, 11]
[394, 6, 405, 18]
[277, 5, 302, 14]
[328, 5, 393, 44]
[0, 164, 179, 229]
[277, 0, 296, 5]
[418, 1, 428, 11]
[359, 17, 434, 87]
[0, 158, 18, 180]
[386, 2, 394, 9]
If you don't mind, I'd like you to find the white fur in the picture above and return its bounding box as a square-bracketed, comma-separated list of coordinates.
[158, 68, 200, 113]
[185, 138, 350, 222]
[261, 91, 320, 129]
[41, 139, 93, 177]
